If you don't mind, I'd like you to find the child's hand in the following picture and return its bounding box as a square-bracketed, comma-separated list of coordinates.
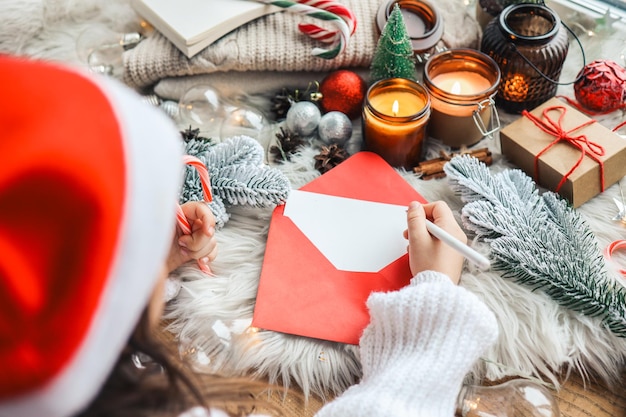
[167, 201, 217, 273]
[404, 201, 467, 284]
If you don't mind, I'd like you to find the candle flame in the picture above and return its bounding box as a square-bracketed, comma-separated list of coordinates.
[392, 100, 399, 116]
[451, 81, 462, 95]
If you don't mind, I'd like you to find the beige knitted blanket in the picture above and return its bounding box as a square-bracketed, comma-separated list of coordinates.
[122, 0, 481, 89]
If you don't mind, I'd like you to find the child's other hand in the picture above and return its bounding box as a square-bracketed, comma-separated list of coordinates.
[167, 201, 217, 272]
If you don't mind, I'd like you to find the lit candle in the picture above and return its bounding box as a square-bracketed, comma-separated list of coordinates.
[429, 71, 492, 118]
[502, 74, 529, 102]
[423, 49, 501, 147]
[431, 72, 492, 96]
[362, 78, 430, 169]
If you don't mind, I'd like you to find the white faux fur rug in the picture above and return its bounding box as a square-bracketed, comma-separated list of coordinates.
[3, 0, 626, 400]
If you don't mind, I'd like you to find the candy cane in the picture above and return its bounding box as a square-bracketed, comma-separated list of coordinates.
[296, 0, 356, 35]
[177, 155, 214, 274]
[256, 0, 354, 59]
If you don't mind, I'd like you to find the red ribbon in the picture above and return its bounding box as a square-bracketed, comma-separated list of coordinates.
[522, 105, 605, 193]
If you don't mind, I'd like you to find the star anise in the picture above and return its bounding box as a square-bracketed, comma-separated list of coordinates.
[314, 144, 349, 174]
[270, 127, 305, 162]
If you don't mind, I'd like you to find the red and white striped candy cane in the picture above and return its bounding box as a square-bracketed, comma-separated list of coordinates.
[256, 0, 354, 59]
[177, 155, 214, 274]
[296, 0, 356, 35]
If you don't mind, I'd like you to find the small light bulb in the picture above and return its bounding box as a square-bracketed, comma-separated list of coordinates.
[76, 25, 144, 78]
[457, 379, 560, 417]
[220, 105, 268, 143]
[178, 85, 224, 139]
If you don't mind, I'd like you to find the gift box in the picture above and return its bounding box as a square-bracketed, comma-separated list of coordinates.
[500, 97, 626, 208]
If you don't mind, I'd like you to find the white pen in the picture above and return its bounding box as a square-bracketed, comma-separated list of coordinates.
[425, 219, 491, 270]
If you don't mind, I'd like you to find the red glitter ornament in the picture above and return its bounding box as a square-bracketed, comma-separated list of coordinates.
[574, 60, 626, 113]
[318, 70, 367, 119]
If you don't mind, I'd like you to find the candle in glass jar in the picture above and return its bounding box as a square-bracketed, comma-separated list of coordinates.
[363, 78, 430, 169]
[423, 49, 501, 147]
[429, 71, 492, 117]
[431, 72, 492, 96]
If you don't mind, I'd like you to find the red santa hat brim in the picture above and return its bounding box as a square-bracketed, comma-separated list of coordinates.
[0, 55, 183, 417]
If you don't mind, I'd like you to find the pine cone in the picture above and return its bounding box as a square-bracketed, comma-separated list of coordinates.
[270, 88, 297, 120]
[270, 127, 305, 162]
[314, 144, 349, 174]
[270, 83, 321, 121]
[180, 126, 211, 143]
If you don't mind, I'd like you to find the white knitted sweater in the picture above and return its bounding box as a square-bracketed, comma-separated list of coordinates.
[123, 0, 481, 89]
[194, 270, 498, 417]
[314, 270, 498, 417]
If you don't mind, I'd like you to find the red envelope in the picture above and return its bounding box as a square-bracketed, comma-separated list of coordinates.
[252, 151, 427, 345]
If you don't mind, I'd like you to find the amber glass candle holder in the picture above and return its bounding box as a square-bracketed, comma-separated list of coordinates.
[423, 49, 501, 148]
[362, 78, 431, 169]
[376, 0, 444, 63]
[481, 4, 569, 113]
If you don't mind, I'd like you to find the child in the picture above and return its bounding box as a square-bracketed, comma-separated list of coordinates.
[0, 54, 497, 417]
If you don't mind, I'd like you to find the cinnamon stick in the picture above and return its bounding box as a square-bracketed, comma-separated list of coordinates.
[413, 148, 492, 180]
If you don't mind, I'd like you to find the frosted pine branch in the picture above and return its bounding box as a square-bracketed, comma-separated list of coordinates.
[204, 135, 264, 167]
[444, 155, 626, 337]
[180, 134, 291, 227]
[213, 165, 291, 207]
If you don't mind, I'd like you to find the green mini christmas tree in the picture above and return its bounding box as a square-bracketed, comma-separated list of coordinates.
[369, 4, 417, 83]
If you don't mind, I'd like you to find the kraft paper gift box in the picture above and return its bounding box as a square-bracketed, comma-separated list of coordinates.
[500, 97, 626, 208]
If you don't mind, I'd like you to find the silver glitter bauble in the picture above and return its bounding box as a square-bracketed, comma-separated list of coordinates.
[318, 111, 352, 146]
[286, 101, 321, 137]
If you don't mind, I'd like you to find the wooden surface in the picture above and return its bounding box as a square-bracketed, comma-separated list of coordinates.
[262, 369, 626, 416]
[555, 370, 626, 417]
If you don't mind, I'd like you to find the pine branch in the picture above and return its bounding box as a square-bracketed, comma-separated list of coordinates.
[180, 135, 291, 227]
[205, 135, 264, 168]
[444, 155, 626, 338]
[212, 165, 290, 207]
[184, 136, 214, 160]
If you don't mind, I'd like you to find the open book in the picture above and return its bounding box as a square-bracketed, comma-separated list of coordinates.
[131, 0, 282, 58]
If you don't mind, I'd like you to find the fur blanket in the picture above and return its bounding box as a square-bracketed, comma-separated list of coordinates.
[3, 0, 626, 400]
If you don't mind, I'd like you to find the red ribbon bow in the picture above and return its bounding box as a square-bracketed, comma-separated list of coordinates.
[522, 105, 605, 193]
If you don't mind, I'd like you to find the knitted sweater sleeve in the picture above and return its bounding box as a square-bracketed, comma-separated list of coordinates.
[314, 270, 499, 417]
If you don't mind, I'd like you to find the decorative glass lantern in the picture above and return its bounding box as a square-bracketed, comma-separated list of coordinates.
[480, 3, 569, 113]
[475, 0, 545, 29]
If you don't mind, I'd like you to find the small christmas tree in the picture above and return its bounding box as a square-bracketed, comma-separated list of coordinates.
[369, 4, 417, 83]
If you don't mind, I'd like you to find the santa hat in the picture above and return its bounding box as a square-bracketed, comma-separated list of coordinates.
[0, 55, 183, 417]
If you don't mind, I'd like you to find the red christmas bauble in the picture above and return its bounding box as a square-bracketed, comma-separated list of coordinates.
[574, 60, 626, 113]
[318, 70, 367, 119]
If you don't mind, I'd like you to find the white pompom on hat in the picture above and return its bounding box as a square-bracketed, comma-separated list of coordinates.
[0, 55, 183, 417]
